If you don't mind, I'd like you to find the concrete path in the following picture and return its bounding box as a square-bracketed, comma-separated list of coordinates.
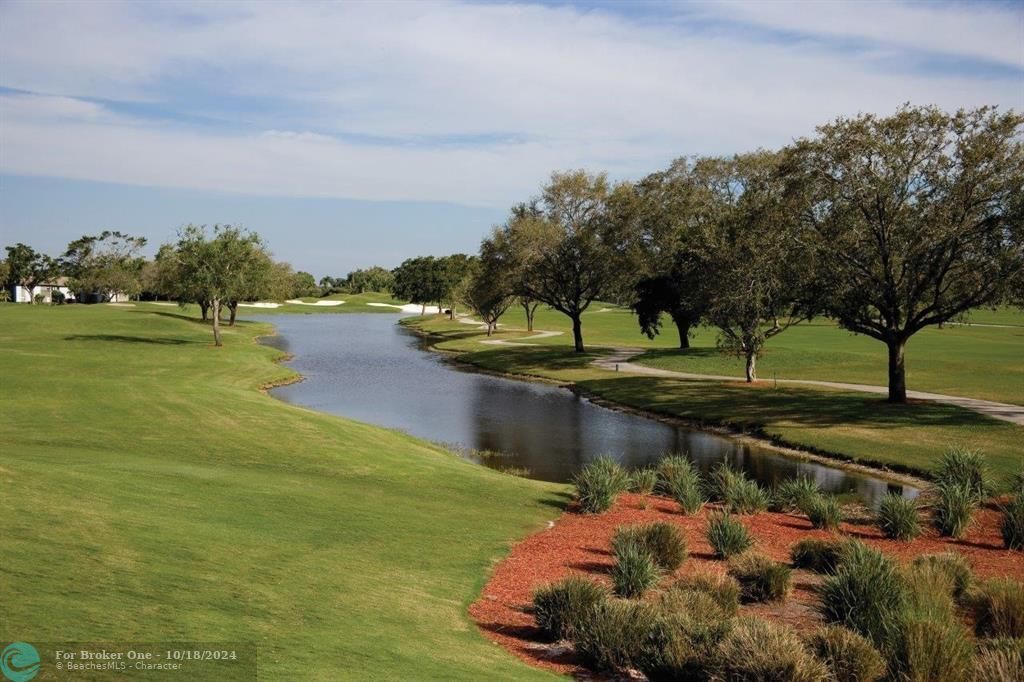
[592, 348, 1024, 426]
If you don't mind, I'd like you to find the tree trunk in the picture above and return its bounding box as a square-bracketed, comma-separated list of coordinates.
[745, 351, 756, 382]
[437, 303, 443, 314]
[522, 301, 535, 332]
[672, 316, 691, 349]
[212, 298, 223, 347]
[571, 314, 585, 353]
[486, 321, 494, 336]
[420, 303, 426, 315]
[228, 302, 237, 326]
[199, 301, 209, 321]
[887, 338, 907, 403]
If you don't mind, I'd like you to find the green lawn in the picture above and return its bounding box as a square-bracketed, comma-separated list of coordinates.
[0, 304, 563, 680]
[493, 305, 1024, 406]
[409, 316, 1024, 487]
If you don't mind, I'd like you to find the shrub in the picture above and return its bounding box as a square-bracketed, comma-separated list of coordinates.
[665, 572, 741, 616]
[790, 537, 846, 573]
[904, 561, 957, 620]
[709, 463, 769, 514]
[728, 552, 792, 603]
[532, 575, 608, 641]
[707, 462, 745, 501]
[819, 541, 907, 646]
[1001, 495, 1024, 551]
[628, 467, 658, 495]
[611, 542, 660, 598]
[771, 476, 821, 512]
[809, 625, 885, 682]
[910, 553, 973, 600]
[970, 578, 1024, 639]
[933, 444, 992, 502]
[571, 599, 656, 672]
[713, 618, 828, 682]
[876, 493, 921, 541]
[573, 457, 628, 513]
[800, 493, 842, 530]
[975, 644, 1024, 682]
[890, 612, 974, 682]
[611, 522, 687, 572]
[665, 466, 705, 515]
[644, 590, 732, 681]
[932, 481, 977, 538]
[656, 454, 697, 494]
[706, 512, 753, 559]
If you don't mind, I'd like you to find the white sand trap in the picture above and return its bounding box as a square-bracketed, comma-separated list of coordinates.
[366, 302, 426, 313]
[239, 302, 282, 308]
[150, 302, 177, 306]
[285, 299, 345, 306]
[107, 302, 136, 307]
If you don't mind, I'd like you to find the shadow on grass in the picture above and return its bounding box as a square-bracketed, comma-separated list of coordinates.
[639, 347, 726, 362]
[128, 309, 210, 326]
[468, 346, 599, 373]
[64, 334, 196, 345]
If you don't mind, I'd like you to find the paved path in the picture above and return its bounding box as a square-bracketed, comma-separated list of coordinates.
[592, 349, 1024, 426]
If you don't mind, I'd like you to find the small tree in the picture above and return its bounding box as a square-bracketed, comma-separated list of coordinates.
[462, 235, 515, 335]
[291, 271, 319, 298]
[794, 105, 1024, 402]
[4, 243, 55, 304]
[61, 231, 147, 302]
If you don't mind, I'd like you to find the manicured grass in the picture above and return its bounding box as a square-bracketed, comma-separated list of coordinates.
[0, 304, 563, 680]
[408, 317, 1024, 487]
[496, 305, 1024, 405]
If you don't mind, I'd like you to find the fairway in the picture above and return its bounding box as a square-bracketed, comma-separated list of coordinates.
[0, 304, 562, 680]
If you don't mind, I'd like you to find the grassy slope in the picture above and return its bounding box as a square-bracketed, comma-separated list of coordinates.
[0, 304, 563, 680]
[409, 317, 1024, 486]
[496, 305, 1024, 406]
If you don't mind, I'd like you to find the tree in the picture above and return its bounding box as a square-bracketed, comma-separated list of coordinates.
[696, 153, 815, 382]
[793, 105, 1024, 402]
[393, 256, 436, 314]
[507, 170, 618, 352]
[463, 235, 515, 335]
[4, 243, 55, 304]
[438, 254, 474, 317]
[344, 266, 395, 294]
[488, 202, 549, 332]
[60, 231, 147, 302]
[291, 271, 319, 298]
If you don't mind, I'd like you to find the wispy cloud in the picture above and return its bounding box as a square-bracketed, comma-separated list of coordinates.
[0, 0, 1021, 207]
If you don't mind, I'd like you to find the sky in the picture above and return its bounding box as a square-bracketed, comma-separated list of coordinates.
[1, 0, 1022, 276]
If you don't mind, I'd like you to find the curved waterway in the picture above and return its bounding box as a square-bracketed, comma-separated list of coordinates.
[254, 314, 917, 505]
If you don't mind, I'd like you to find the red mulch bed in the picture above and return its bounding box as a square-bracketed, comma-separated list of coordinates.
[469, 493, 1024, 679]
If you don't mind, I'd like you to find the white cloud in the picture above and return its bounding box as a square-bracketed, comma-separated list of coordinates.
[0, 0, 1021, 207]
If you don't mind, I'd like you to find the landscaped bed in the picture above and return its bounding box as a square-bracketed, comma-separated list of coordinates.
[471, 491, 1024, 679]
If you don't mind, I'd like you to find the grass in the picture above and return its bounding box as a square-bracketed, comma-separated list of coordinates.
[406, 316, 1024, 489]
[0, 304, 564, 680]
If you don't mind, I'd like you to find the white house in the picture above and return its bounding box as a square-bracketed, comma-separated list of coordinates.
[12, 278, 74, 303]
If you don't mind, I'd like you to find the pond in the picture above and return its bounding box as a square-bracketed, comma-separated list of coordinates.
[254, 314, 917, 505]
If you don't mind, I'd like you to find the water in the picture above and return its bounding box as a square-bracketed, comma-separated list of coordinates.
[254, 314, 917, 505]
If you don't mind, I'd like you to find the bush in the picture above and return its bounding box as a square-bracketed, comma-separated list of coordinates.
[1001, 495, 1024, 551]
[728, 552, 792, 603]
[611, 542, 660, 598]
[910, 553, 973, 600]
[573, 457, 628, 513]
[611, 522, 688, 572]
[665, 572, 741, 616]
[818, 541, 907, 646]
[665, 466, 705, 515]
[532, 575, 608, 641]
[571, 599, 657, 672]
[790, 537, 847, 573]
[933, 444, 992, 502]
[975, 640, 1024, 682]
[771, 476, 821, 512]
[706, 512, 753, 559]
[656, 454, 697, 493]
[808, 625, 886, 682]
[800, 493, 842, 530]
[890, 612, 974, 682]
[876, 493, 921, 541]
[713, 618, 828, 682]
[932, 481, 977, 538]
[643, 590, 732, 681]
[628, 467, 658, 495]
[709, 463, 769, 514]
[970, 578, 1024, 639]
[904, 561, 957, 620]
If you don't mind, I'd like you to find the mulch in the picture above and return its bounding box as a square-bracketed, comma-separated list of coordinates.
[469, 493, 1024, 679]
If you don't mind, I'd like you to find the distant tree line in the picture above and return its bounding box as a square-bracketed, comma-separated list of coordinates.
[391, 106, 1024, 403]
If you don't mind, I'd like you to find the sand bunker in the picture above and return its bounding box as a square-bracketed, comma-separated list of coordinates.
[285, 299, 345, 306]
[366, 302, 425, 313]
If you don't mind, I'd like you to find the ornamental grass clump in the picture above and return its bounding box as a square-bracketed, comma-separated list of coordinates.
[709, 463, 769, 514]
[818, 541, 907, 646]
[570, 599, 657, 672]
[974, 640, 1024, 682]
[910, 552, 973, 600]
[611, 542, 660, 598]
[656, 454, 696, 493]
[800, 492, 842, 530]
[932, 481, 977, 538]
[611, 522, 688, 572]
[532, 575, 608, 641]
[641, 590, 733, 681]
[664, 572, 741, 616]
[771, 476, 821, 512]
[573, 456, 628, 514]
[808, 625, 886, 682]
[727, 552, 792, 603]
[933, 444, 992, 503]
[876, 493, 921, 541]
[713, 618, 828, 682]
[1000, 494, 1024, 551]
[628, 467, 658, 495]
[969, 578, 1024, 639]
[790, 537, 847, 573]
[890, 610, 974, 682]
[706, 512, 753, 559]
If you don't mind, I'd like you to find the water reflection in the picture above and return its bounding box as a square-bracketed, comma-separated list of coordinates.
[254, 314, 917, 505]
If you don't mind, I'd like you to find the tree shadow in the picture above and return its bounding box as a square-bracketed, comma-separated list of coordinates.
[128, 309, 210, 326]
[64, 334, 196, 345]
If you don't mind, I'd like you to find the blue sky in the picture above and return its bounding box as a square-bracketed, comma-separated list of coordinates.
[1, 0, 1021, 276]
